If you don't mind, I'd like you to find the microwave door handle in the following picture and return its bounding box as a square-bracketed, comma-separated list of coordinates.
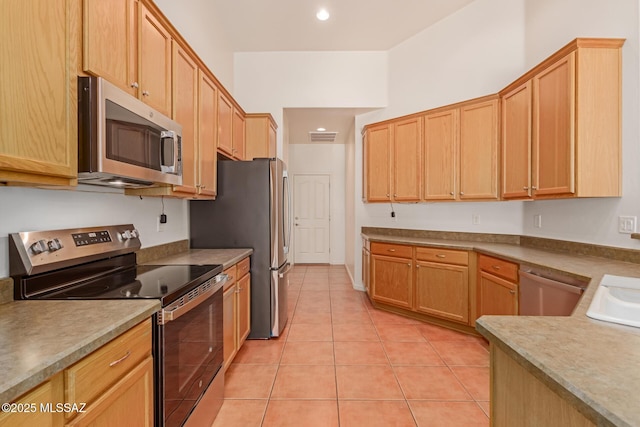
[160, 130, 180, 174]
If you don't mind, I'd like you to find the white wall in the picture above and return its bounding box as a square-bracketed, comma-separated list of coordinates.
[155, 0, 235, 90]
[519, 0, 640, 249]
[288, 144, 347, 265]
[352, 0, 527, 286]
[0, 186, 187, 277]
[233, 51, 388, 159]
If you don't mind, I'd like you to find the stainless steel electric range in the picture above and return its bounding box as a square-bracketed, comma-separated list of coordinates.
[9, 224, 226, 427]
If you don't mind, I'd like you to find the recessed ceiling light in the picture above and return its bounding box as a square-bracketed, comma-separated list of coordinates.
[316, 127, 326, 132]
[316, 9, 330, 21]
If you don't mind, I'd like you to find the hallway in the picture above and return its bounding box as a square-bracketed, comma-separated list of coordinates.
[213, 265, 490, 426]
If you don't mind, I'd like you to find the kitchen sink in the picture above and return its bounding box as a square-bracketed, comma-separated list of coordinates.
[586, 274, 640, 328]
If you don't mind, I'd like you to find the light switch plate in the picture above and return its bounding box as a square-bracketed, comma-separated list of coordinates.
[618, 216, 637, 234]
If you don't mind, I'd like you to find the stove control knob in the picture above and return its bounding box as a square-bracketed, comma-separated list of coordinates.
[30, 240, 48, 255]
[48, 238, 63, 252]
[117, 231, 131, 241]
[130, 229, 139, 239]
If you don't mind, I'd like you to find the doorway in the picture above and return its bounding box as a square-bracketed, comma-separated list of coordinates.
[293, 174, 331, 264]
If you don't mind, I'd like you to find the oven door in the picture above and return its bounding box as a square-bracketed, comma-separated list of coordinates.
[155, 276, 225, 427]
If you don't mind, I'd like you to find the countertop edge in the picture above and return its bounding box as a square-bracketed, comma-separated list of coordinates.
[0, 300, 160, 403]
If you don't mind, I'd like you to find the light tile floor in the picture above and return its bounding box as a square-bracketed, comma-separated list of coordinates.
[212, 265, 490, 427]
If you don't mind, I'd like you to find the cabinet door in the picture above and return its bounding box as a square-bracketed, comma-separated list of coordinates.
[423, 109, 458, 200]
[83, 0, 137, 96]
[223, 284, 237, 371]
[0, 0, 78, 185]
[415, 261, 469, 324]
[501, 82, 532, 199]
[364, 124, 391, 202]
[217, 92, 234, 156]
[232, 108, 246, 160]
[237, 273, 251, 348]
[65, 357, 154, 427]
[533, 52, 576, 197]
[478, 271, 518, 317]
[393, 116, 422, 201]
[172, 42, 198, 195]
[371, 254, 412, 309]
[268, 122, 277, 158]
[459, 99, 499, 200]
[138, 3, 172, 116]
[198, 71, 217, 197]
[0, 376, 61, 427]
[362, 247, 371, 296]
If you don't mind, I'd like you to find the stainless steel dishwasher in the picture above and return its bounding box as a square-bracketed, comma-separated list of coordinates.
[519, 268, 588, 316]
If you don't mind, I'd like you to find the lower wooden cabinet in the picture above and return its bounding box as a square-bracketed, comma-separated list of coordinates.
[415, 261, 469, 324]
[477, 254, 519, 317]
[370, 244, 413, 310]
[223, 257, 251, 371]
[362, 242, 371, 296]
[491, 344, 594, 426]
[0, 319, 153, 427]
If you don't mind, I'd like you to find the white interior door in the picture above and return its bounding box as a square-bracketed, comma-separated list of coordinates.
[293, 174, 330, 264]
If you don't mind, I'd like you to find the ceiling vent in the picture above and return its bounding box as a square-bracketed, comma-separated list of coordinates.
[308, 131, 338, 143]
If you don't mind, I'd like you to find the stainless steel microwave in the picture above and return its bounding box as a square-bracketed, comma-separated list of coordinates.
[78, 76, 182, 188]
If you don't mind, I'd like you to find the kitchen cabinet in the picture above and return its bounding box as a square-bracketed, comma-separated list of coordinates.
[477, 254, 519, 317]
[0, 0, 79, 186]
[415, 247, 469, 324]
[363, 124, 391, 202]
[362, 117, 422, 202]
[245, 114, 278, 160]
[423, 96, 499, 201]
[126, 50, 217, 199]
[223, 257, 251, 371]
[501, 38, 624, 199]
[0, 320, 153, 427]
[362, 239, 371, 296]
[491, 344, 594, 427]
[84, 0, 172, 117]
[217, 92, 234, 157]
[232, 108, 246, 160]
[370, 243, 413, 309]
[501, 81, 532, 199]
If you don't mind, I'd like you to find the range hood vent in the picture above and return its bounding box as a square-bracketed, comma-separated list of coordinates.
[308, 131, 338, 143]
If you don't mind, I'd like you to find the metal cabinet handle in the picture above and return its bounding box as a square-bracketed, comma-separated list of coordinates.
[460, 192, 465, 196]
[450, 192, 454, 196]
[388, 249, 396, 252]
[386, 193, 390, 197]
[109, 351, 131, 367]
[407, 263, 411, 267]
[523, 186, 529, 190]
[509, 290, 516, 295]
[416, 265, 420, 269]
[492, 265, 501, 270]
[436, 254, 446, 258]
[142, 90, 149, 96]
[130, 82, 139, 88]
[532, 186, 538, 190]
[393, 193, 397, 197]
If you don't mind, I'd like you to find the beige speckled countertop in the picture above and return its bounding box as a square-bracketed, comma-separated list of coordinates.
[363, 232, 640, 427]
[0, 299, 159, 404]
[143, 248, 252, 268]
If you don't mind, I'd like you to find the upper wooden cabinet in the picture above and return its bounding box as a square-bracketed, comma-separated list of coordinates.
[501, 38, 624, 199]
[217, 92, 234, 156]
[84, 0, 172, 117]
[246, 114, 278, 160]
[232, 108, 246, 160]
[126, 45, 217, 199]
[0, 0, 80, 186]
[423, 96, 499, 201]
[362, 117, 422, 203]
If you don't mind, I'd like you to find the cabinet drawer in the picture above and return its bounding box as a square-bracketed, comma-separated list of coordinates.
[237, 257, 250, 278]
[224, 265, 237, 291]
[416, 247, 468, 266]
[371, 242, 412, 258]
[65, 319, 152, 407]
[479, 254, 519, 282]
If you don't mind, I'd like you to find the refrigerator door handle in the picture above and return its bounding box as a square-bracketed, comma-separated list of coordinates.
[283, 170, 292, 254]
[279, 262, 292, 279]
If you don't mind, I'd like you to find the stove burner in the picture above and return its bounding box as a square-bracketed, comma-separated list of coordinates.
[71, 283, 110, 297]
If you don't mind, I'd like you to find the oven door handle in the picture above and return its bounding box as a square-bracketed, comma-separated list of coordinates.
[158, 274, 227, 325]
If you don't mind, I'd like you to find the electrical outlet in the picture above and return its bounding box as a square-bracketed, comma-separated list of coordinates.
[534, 214, 542, 228]
[157, 215, 166, 232]
[618, 216, 637, 234]
[472, 214, 480, 225]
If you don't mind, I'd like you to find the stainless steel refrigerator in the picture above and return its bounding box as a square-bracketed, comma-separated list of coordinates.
[189, 158, 291, 338]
